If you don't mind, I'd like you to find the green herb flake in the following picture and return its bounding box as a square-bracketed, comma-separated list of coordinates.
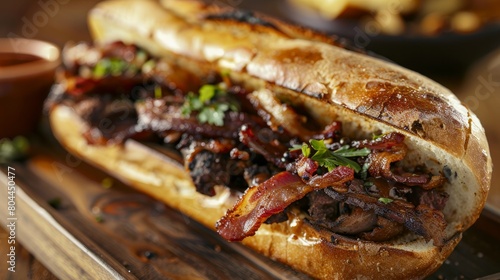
[378, 197, 394, 204]
[154, 85, 162, 99]
[92, 58, 127, 78]
[92, 59, 109, 78]
[290, 144, 302, 151]
[220, 68, 231, 77]
[180, 84, 238, 126]
[331, 155, 361, 172]
[181, 92, 202, 116]
[301, 143, 311, 158]
[101, 177, 114, 189]
[199, 84, 217, 103]
[0, 136, 30, 163]
[306, 139, 371, 173]
[95, 214, 105, 223]
[372, 133, 385, 140]
[198, 104, 229, 126]
[309, 139, 328, 151]
[360, 162, 371, 180]
[141, 59, 156, 73]
[135, 50, 148, 65]
[109, 58, 126, 76]
[333, 146, 371, 157]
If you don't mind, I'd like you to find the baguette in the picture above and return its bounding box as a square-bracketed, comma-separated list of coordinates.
[46, 0, 491, 279]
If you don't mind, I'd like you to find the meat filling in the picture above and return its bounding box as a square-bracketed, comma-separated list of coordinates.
[49, 42, 450, 245]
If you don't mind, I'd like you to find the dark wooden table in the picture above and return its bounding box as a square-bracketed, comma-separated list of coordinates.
[1, 1, 500, 279]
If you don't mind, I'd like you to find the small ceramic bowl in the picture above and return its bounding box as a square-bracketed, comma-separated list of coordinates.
[0, 38, 60, 138]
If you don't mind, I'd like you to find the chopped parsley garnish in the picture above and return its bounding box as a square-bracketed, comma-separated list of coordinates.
[93, 58, 128, 78]
[198, 104, 229, 126]
[101, 177, 114, 189]
[93, 50, 152, 78]
[141, 59, 156, 73]
[220, 68, 231, 78]
[199, 84, 218, 103]
[292, 143, 311, 158]
[181, 92, 204, 116]
[294, 139, 370, 173]
[372, 133, 385, 140]
[95, 214, 105, 223]
[181, 84, 238, 126]
[301, 143, 311, 158]
[378, 197, 394, 204]
[359, 161, 371, 180]
[154, 85, 162, 99]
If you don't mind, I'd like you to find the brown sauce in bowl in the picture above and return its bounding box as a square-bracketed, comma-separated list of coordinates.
[0, 53, 44, 67]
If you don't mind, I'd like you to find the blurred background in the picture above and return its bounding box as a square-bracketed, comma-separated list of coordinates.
[0, 0, 99, 46]
[1, 0, 499, 279]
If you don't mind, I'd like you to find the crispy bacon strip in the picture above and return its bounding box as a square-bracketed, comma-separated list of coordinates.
[216, 167, 354, 241]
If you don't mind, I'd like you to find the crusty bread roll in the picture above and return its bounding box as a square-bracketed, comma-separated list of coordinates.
[47, 0, 491, 279]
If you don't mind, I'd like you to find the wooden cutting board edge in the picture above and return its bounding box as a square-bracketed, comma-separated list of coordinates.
[0, 169, 131, 280]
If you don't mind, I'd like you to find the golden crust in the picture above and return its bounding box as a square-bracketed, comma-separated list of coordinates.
[46, 0, 492, 278]
[244, 222, 460, 280]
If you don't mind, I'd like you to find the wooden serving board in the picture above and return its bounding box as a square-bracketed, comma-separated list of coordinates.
[1, 133, 500, 280]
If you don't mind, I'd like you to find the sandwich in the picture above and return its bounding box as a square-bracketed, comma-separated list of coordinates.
[44, 0, 492, 278]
